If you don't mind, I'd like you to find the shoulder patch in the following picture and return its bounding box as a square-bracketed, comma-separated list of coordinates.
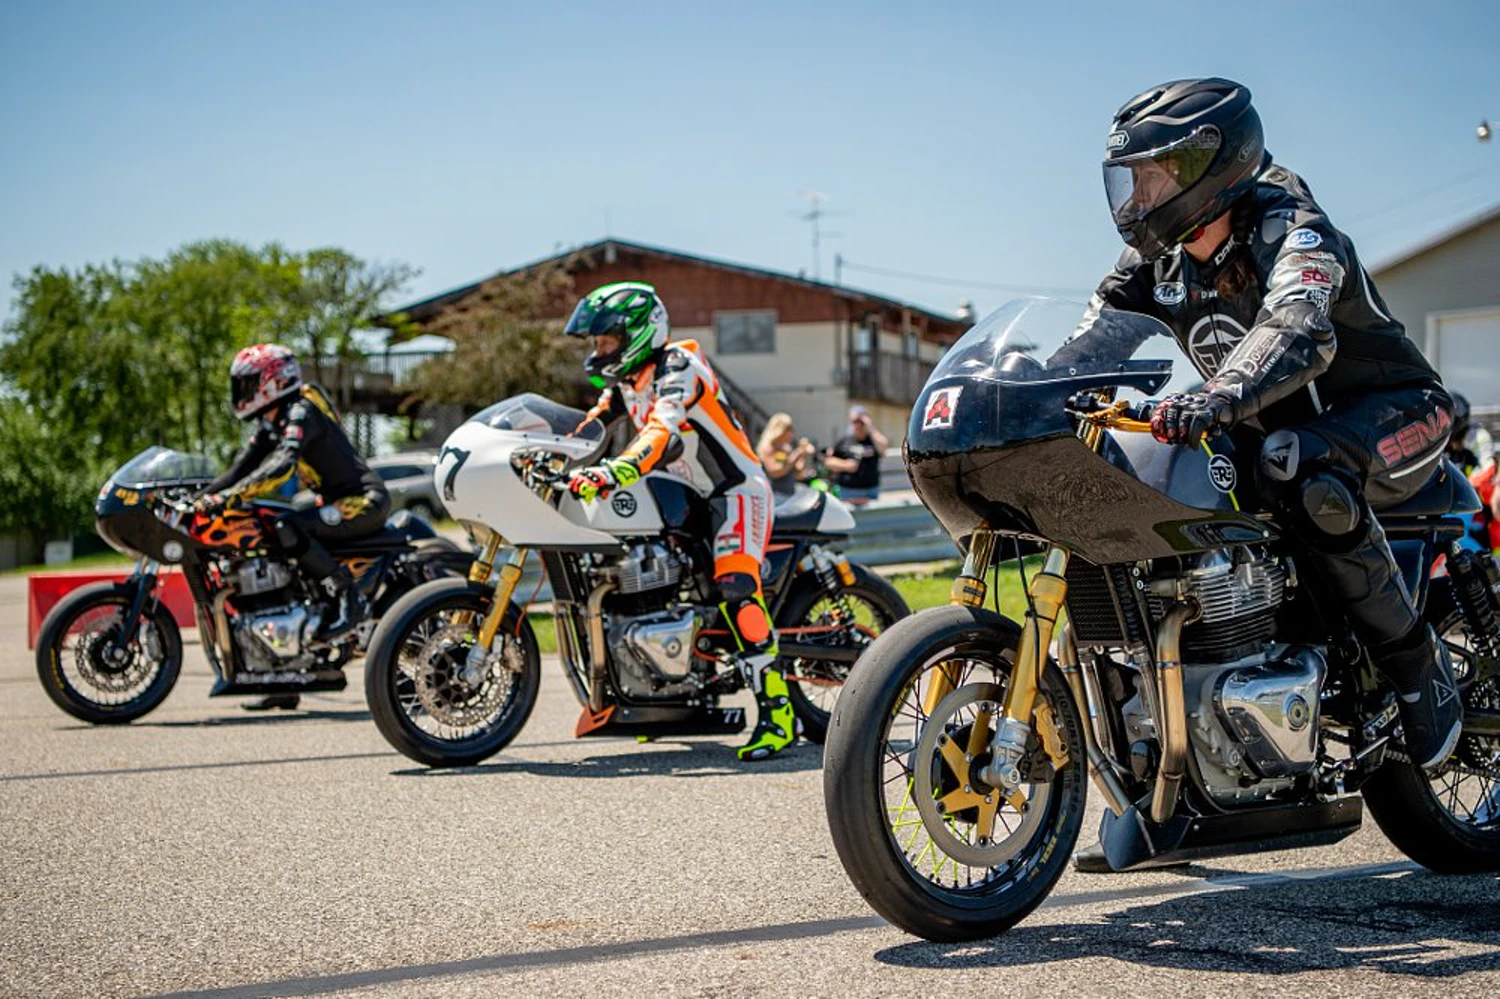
[662, 348, 692, 373]
[1286, 228, 1323, 250]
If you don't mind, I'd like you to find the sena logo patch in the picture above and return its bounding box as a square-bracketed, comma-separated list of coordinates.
[922, 386, 962, 430]
[1376, 409, 1452, 468]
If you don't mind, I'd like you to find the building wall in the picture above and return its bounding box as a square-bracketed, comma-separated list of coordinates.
[1371, 216, 1500, 407]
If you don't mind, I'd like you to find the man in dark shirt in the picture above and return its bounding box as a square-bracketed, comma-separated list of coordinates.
[826, 406, 889, 505]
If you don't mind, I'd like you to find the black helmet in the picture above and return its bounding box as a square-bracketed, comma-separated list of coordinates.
[1451, 392, 1471, 431]
[1103, 78, 1266, 260]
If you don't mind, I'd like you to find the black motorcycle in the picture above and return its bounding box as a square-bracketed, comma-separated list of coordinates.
[823, 298, 1500, 941]
[36, 446, 472, 723]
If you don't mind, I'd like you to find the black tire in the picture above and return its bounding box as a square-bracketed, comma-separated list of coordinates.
[35, 581, 183, 724]
[823, 604, 1087, 942]
[364, 577, 541, 767]
[778, 562, 908, 745]
[1362, 579, 1500, 873]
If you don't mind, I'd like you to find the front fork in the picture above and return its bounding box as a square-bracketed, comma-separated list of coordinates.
[461, 534, 528, 681]
[928, 530, 1072, 796]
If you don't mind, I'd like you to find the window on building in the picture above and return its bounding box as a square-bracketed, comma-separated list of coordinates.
[715, 310, 777, 354]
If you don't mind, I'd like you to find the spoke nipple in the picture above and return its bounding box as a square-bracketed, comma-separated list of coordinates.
[963, 785, 971, 794]
[984, 795, 992, 804]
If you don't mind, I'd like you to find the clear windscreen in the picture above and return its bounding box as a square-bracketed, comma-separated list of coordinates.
[467, 393, 604, 442]
[111, 446, 219, 487]
[930, 297, 1176, 384]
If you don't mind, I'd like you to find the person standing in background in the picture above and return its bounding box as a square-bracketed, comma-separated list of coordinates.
[825, 406, 889, 505]
[757, 412, 815, 498]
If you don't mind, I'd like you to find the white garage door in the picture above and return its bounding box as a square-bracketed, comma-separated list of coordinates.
[1429, 307, 1500, 409]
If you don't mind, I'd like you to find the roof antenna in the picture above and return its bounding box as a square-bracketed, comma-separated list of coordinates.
[792, 190, 844, 281]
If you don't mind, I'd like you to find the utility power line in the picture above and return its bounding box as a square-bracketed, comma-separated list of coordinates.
[1340, 163, 1494, 227]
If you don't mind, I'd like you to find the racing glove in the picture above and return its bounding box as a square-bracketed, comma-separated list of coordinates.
[566, 457, 642, 502]
[1150, 392, 1234, 449]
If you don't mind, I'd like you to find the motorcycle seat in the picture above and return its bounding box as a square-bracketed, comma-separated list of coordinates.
[1379, 459, 1482, 518]
[773, 488, 826, 534]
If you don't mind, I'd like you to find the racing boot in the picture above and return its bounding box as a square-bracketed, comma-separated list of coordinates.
[1373, 624, 1462, 772]
[737, 652, 799, 762]
[314, 567, 366, 644]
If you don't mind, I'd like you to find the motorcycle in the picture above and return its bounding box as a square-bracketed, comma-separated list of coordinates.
[823, 298, 1500, 941]
[362, 393, 909, 767]
[36, 446, 473, 723]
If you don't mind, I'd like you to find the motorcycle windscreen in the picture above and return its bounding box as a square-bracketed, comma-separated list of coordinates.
[110, 446, 219, 489]
[468, 394, 604, 444]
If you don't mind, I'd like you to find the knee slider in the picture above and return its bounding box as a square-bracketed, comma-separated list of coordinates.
[715, 571, 759, 604]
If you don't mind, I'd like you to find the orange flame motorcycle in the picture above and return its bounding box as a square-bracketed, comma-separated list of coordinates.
[35, 447, 472, 723]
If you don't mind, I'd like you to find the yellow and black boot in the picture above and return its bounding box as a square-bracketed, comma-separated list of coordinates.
[737, 652, 798, 762]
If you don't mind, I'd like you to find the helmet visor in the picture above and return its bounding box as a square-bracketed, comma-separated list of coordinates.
[564, 298, 627, 338]
[231, 373, 262, 413]
[1104, 126, 1222, 227]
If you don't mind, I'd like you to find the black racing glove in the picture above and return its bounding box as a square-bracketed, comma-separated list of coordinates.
[1150, 392, 1233, 449]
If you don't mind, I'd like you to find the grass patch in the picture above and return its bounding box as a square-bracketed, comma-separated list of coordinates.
[3, 550, 135, 576]
[518, 556, 1047, 658]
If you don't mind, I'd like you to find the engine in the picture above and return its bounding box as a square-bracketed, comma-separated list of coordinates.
[1118, 549, 1326, 805]
[227, 557, 320, 672]
[594, 541, 705, 701]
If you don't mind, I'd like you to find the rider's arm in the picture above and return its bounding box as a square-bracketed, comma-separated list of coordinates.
[205, 426, 277, 495]
[215, 401, 320, 502]
[619, 351, 696, 475]
[1202, 217, 1343, 423]
[578, 388, 613, 431]
[1046, 248, 1160, 369]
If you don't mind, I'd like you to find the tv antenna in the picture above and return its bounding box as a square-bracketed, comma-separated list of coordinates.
[792, 190, 845, 281]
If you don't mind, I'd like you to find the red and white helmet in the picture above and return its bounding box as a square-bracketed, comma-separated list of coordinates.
[230, 344, 303, 420]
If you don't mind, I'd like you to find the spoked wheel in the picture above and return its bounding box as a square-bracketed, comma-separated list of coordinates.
[364, 578, 541, 767]
[824, 605, 1086, 942]
[35, 581, 182, 724]
[778, 563, 908, 744]
[1363, 582, 1500, 872]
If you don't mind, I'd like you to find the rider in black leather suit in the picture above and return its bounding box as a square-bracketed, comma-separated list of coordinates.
[200, 345, 390, 682]
[1054, 79, 1462, 821]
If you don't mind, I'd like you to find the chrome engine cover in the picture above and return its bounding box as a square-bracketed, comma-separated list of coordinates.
[609, 606, 702, 700]
[235, 605, 317, 672]
[1212, 646, 1326, 778]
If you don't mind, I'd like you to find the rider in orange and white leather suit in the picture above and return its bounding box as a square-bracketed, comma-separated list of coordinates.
[563, 281, 793, 761]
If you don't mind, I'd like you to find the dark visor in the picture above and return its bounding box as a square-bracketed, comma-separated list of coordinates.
[1104, 125, 1221, 226]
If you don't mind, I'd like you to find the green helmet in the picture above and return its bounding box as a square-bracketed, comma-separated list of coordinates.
[564, 282, 670, 388]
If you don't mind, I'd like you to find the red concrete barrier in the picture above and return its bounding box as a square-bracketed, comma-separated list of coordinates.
[27, 571, 196, 649]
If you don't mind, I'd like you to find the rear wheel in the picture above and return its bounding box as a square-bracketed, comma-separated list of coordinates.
[777, 563, 908, 744]
[35, 582, 182, 724]
[824, 605, 1087, 941]
[1362, 580, 1500, 872]
[364, 577, 541, 767]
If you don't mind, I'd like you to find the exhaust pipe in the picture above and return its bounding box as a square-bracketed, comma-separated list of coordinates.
[1150, 599, 1200, 824]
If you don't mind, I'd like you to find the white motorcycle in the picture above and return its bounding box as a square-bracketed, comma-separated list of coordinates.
[363, 393, 909, 767]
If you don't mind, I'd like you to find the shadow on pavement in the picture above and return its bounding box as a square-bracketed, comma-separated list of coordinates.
[387, 739, 824, 780]
[874, 868, 1500, 979]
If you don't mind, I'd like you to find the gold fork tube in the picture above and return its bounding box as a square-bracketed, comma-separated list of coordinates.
[476, 547, 527, 651]
[924, 529, 999, 715]
[999, 547, 1070, 727]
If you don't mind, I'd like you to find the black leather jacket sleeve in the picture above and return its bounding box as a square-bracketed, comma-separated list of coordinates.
[1203, 217, 1345, 421]
[206, 425, 277, 495]
[1047, 248, 1160, 369]
[214, 401, 319, 501]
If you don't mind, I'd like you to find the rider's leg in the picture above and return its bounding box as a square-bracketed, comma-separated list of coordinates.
[1257, 388, 1460, 771]
[711, 481, 793, 761]
[281, 490, 390, 642]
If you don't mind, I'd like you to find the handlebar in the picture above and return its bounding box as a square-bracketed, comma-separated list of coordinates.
[1067, 394, 1156, 433]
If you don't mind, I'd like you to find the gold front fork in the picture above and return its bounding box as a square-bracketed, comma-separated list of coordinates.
[459, 534, 528, 668]
[924, 529, 1001, 714]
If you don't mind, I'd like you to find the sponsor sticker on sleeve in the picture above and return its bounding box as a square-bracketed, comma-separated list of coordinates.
[1287, 228, 1323, 249]
[921, 386, 962, 431]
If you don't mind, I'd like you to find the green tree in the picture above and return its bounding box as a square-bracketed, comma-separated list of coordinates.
[0, 400, 101, 538]
[404, 262, 588, 412]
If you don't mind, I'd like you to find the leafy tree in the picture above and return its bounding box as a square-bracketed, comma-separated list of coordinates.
[0, 400, 101, 538]
[403, 262, 589, 413]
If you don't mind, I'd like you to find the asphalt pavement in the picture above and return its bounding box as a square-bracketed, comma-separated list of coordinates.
[3, 573, 1498, 998]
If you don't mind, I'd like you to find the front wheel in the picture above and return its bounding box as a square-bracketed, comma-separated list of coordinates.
[1361, 581, 1500, 872]
[364, 577, 541, 767]
[777, 562, 908, 745]
[823, 604, 1087, 942]
[35, 581, 183, 724]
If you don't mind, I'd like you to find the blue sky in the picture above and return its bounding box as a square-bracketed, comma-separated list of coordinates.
[3, 0, 1497, 325]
